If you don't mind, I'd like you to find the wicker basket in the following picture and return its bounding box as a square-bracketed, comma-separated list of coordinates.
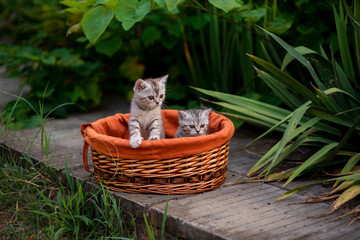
[81, 110, 234, 194]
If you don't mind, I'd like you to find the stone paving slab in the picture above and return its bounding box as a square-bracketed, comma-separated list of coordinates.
[1, 75, 360, 239]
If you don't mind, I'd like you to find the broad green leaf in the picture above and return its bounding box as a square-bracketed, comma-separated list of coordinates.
[209, 0, 242, 13]
[115, 0, 151, 31]
[284, 142, 339, 186]
[61, 0, 88, 14]
[258, 26, 325, 90]
[247, 54, 320, 104]
[155, 0, 166, 7]
[95, 37, 123, 57]
[161, 35, 179, 49]
[95, 0, 117, 8]
[165, 0, 179, 12]
[23, 115, 43, 129]
[81, 6, 114, 44]
[239, 8, 267, 22]
[281, 46, 316, 70]
[266, 14, 294, 35]
[141, 26, 162, 44]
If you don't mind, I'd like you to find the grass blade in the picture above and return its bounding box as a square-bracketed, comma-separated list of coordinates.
[332, 184, 360, 211]
[209, 101, 285, 126]
[144, 213, 155, 240]
[265, 105, 310, 178]
[255, 67, 303, 109]
[248, 117, 319, 175]
[284, 142, 339, 186]
[161, 198, 169, 240]
[257, 26, 325, 90]
[193, 86, 291, 118]
[341, 153, 360, 174]
[331, 180, 357, 194]
[334, 3, 355, 82]
[277, 182, 322, 201]
[281, 46, 317, 70]
[247, 54, 320, 104]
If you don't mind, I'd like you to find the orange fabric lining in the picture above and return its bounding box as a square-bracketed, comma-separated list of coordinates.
[80, 109, 234, 160]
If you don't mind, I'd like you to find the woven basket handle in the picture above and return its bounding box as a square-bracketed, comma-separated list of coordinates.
[80, 123, 93, 173]
[82, 141, 93, 172]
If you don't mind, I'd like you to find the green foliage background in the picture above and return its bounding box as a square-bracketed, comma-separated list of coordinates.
[0, 0, 337, 128]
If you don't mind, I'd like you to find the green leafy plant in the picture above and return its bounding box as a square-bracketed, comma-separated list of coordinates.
[0, 149, 134, 239]
[195, 0, 360, 217]
[0, 0, 105, 128]
[1, 88, 74, 164]
[1, 0, 340, 129]
[61, 0, 337, 97]
[30, 163, 132, 239]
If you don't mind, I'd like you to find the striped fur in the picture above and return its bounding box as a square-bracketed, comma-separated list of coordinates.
[176, 109, 211, 138]
[129, 75, 168, 148]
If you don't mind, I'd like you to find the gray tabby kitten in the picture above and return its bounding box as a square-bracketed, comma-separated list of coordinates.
[176, 109, 211, 138]
[129, 75, 168, 148]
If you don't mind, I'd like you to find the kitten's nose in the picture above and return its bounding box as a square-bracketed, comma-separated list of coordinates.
[196, 130, 200, 133]
[155, 101, 159, 105]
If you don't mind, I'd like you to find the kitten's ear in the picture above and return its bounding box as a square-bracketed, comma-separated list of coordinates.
[178, 110, 190, 120]
[203, 108, 212, 117]
[134, 79, 148, 92]
[159, 74, 168, 85]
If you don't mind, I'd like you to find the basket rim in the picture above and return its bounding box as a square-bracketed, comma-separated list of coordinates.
[81, 109, 234, 160]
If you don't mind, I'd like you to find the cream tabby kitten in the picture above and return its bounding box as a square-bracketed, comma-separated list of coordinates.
[129, 75, 168, 148]
[176, 109, 211, 138]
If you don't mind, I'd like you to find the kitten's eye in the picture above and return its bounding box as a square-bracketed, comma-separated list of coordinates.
[160, 94, 164, 98]
[189, 125, 195, 129]
[148, 96, 154, 100]
[200, 124, 205, 128]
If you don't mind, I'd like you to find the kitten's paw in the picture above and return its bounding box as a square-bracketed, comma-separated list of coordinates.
[130, 136, 143, 148]
[149, 135, 160, 140]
